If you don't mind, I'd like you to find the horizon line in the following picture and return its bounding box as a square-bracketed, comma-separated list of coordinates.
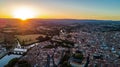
[0, 18, 120, 21]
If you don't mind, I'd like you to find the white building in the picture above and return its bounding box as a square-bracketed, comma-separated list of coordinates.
[13, 40, 27, 54]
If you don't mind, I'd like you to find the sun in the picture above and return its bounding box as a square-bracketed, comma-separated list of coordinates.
[13, 7, 36, 20]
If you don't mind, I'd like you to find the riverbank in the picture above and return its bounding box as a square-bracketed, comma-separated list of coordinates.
[0, 52, 7, 59]
[0, 54, 22, 67]
[0, 42, 39, 67]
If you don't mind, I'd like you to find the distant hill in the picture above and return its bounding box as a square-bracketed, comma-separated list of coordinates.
[0, 18, 120, 24]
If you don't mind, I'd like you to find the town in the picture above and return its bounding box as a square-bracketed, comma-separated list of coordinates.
[0, 19, 120, 67]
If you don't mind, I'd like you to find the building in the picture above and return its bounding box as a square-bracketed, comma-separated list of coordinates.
[13, 40, 27, 55]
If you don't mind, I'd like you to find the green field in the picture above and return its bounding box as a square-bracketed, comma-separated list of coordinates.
[0, 38, 4, 43]
[15, 34, 45, 46]
[0, 33, 4, 43]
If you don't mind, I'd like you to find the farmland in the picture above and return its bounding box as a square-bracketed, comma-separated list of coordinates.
[0, 33, 4, 43]
[15, 34, 45, 46]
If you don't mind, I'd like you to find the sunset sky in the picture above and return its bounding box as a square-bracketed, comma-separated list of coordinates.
[0, 0, 120, 20]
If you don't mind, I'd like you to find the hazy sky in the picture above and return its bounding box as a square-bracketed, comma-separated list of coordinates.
[0, 0, 120, 20]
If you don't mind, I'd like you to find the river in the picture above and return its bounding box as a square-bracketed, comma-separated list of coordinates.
[0, 54, 22, 67]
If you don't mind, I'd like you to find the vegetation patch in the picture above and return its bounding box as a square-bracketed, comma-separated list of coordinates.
[15, 34, 45, 46]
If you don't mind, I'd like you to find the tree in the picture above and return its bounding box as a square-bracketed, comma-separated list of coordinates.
[73, 53, 84, 60]
[61, 61, 72, 67]
[36, 35, 51, 42]
[22, 40, 25, 45]
[18, 60, 31, 67]
[60, 53, 70, 64]
[36, 36, 45, 42]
